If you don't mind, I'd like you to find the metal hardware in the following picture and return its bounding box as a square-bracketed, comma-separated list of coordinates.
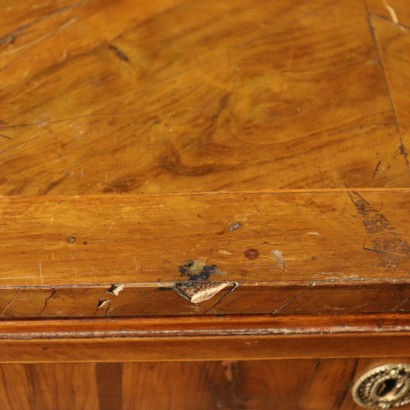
[352, 364, 410, 408]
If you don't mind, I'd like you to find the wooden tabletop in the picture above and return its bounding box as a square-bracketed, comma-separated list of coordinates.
[1, 0, 410, 193]
[1, 0, 410, 319]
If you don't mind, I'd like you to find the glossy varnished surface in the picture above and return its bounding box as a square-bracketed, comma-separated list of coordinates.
[1, 0, 409, 194]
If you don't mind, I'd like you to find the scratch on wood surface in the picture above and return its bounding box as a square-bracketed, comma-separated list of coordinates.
[363, 246, 408, 256]
[218, 249, 232, 255]
[204, 282, 239, 312]
[108, 44, 130, 63]
[218, 221, 242, 235]
[271, 284, 315, 314]
[313, 272, 359, 280]
[391, 296, 410, 312]
[106, 220, 115, 234]
[272, 250, 286, 270]
[0, 0, 86, 46]
[372, 160, 382, 179]
[349, 191, 410, 268]
[1, 289, 22, 317]
[382, 0, 399, 25]
[323, 305, 346, 311]
[3, 17, 78, 56]
[38, 260, 44, 284]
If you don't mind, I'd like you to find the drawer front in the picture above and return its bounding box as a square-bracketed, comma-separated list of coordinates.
[1, 358, 409, 410]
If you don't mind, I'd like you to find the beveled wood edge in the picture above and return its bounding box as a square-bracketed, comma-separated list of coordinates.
[1, 189, 410, 316]
[0, 314, 409, 362]
[1, 313, 410, 336]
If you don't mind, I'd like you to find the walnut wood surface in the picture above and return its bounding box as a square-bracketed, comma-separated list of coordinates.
[0, 358, 408, 409]
[1, 0, 409, 194]
[0, 191, 408, 317]
[366, 0, 410, 28]
[0, 314, 407, 362]
[0, 1, 409, 317]
[2, 6, 410, 408]
[371, 10, 410, 164]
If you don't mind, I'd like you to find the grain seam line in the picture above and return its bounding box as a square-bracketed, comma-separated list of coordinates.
[297, 359, 321, 409]
[335, 358, 359, 409]
[0, 0, 87, 44]
[362, 0, 410, 174]
[370, 12, 410, 31]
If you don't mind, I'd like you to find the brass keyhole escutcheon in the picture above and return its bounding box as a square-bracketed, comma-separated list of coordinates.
[352, 364, 410, 409]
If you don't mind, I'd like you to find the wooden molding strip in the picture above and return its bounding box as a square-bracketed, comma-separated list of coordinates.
[0, 314, 409, 362]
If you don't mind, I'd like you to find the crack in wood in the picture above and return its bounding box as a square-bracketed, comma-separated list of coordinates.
[38, 288, 57, 316]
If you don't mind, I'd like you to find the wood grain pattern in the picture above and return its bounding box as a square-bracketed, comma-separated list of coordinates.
[2, 2, 410, 406]
[0, 314, 408, 362]
[365, 0, 410, 28]
[0, 191, 408, 316]
[0, 358, 407, 409]
[1, 0, 409, 194]
[370, 14, 410, 170]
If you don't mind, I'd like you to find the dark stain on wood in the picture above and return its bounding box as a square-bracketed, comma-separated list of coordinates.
[244, 249, 259, 260]
[108, 44, 130, 63]
[349, 191, 410, 268]
[372, 160, 382, 178]
[179, 259, 222, 281]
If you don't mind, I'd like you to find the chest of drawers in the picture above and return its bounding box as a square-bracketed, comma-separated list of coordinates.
[1, 0, 410, 408]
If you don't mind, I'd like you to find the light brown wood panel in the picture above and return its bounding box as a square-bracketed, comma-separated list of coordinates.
[366, 0, 410, 28]
[0, 358, 408, 410]
[300, 359, 358, 409]
[4, 190, 410, 286]
[371, 15, 410, 165]
[0, 191, 409, 316]
[1, 0, 408, 194]
[0, 363, 99, 410]
[1, 2, 410, 407]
